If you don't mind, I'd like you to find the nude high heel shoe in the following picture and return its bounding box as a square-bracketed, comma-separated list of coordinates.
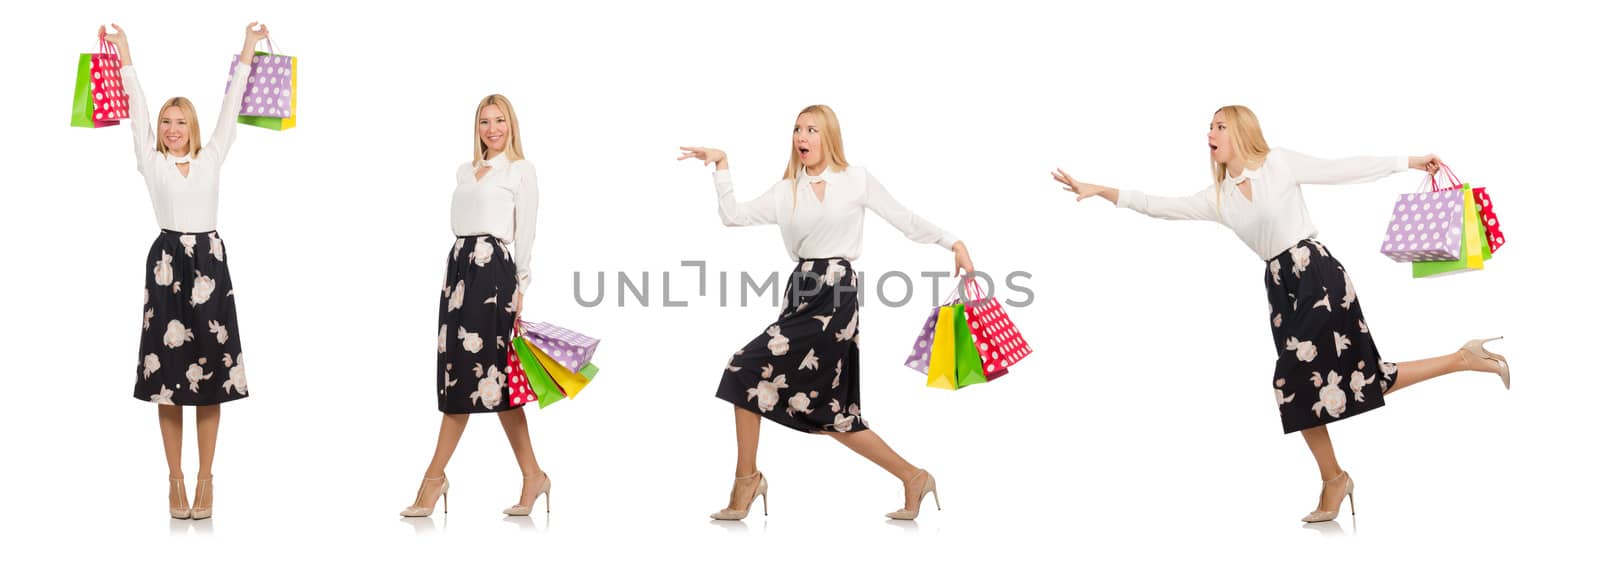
[189, 476, 215, 520]
[399, 476, 449, 517]
[168, 476, 191, 520]
[1301, 471, 1355, 523]
[1462, 336, 1511, 389]
[503, 472, 552, 516]
[886, 469, 941, 521]
[710, 471, 768, 521]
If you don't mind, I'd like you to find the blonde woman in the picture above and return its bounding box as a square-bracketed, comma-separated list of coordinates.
[401, 94, 550, 518]
[1052, 105, 1512, 523]
[679, 104, 975, 521]
[103, 22, 268, 520]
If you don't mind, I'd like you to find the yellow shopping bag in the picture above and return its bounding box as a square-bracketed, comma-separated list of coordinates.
[529, 342, 591, 398]
[926, 306, 957, 390]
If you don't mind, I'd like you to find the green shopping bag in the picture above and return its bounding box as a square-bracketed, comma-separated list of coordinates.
[513, 336, 565, 408]
[952, 305, 987, 389]
[578, 362, 599, 380]
[1413, 184, 1493, 278]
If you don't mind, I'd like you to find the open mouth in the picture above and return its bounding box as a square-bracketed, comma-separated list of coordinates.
[798, 147, 811, 156]
[1209, 144, 1218, 151]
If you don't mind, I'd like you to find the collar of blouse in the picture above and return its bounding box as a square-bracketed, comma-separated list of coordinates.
[797, 165, 843, 186]
[162, 150, 195, 165]
[1223, 165, 1264, 194]
[476, 150, 512, 169]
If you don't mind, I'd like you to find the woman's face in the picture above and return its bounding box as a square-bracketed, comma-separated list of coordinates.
[1208, 110, 1234, 165]
[793, 112, 824, 169]
[478, 104, 510, 157]
[159, 106, 190, 155]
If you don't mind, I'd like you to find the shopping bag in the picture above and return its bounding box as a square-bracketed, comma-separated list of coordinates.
[521, 321, 601, 373]
[952, 306, 987, 389]
[229, 44, 296, 130]
[961, 279, 1033, 378]
[1412, 185, 1492, 278]
[1472, 185, 1505, 253]
[1379, 183, 1464, 263]
[903, 307, 939, 374]
[528, 343, 592, 398]
[504, 337, 535, 409]
[926, 306, 957, 390]
[70, 40, 128, 128]
[513, 336, 565, 408]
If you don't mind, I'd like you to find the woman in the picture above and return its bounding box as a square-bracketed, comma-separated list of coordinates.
[400, 94, 551, 518]
[106, 22, 268, 520]
[1051, 105, 1513, 523]
[678, 104, 975, 521]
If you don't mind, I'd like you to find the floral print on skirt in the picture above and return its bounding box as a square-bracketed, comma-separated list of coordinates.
[718, 258, 866, 434]
[1267, 239, 1398, 434]
[134, 230, 248, 406]
[437, 235, 523, 414]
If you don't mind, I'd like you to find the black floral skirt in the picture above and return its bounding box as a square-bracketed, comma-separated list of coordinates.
[437, 235, 522, 414]
[718, 258, 866, 433]
[133, 230, 248, 406]
[1267, 239, 1398, 433]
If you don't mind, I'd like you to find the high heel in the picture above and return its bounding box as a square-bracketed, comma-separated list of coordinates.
[710, 471, 768, 521]
[168, 476, 191, 520]
[1461, 336, 1511, 389]
[189, 476, 214, 520]
[1301, 471, 1355, 523]
[399, 476, 450, 517]
[503, 472, 552, 516]
[886, 469, 940, 521]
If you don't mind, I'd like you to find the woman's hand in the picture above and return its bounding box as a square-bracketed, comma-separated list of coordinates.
[513, 291, 524, 317]
[99, 24, 132, 67]
[1052, 168, 1118, 203]
[1409, 154, 1442, 175]
[678, 147, 729, 170]
[953, 241, 975, 277]
[240, 22, 270, 65]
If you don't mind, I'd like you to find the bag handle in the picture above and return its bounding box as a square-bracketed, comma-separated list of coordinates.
[98, 38, 120, 60]
[941, 275, 990, 306]
[1427, 162, 1464, 192]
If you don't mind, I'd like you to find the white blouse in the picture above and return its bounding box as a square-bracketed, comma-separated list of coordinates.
[451, 152, 540, 293]
[125, 63, 252, 233]
[1116, 148, 1409, 260]
[713, 166, 958, 261]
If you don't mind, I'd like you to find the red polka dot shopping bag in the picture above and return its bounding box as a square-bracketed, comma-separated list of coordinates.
[70, 40, 129, 128]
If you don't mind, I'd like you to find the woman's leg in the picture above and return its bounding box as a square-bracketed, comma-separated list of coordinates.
[1300, 425, 1346, 512]
[409, 413, 469, 509]
[194, 405, 220, 510]
[158, 406, 187, 511]
[722, 406, 763, 511]
[826, 429, 924, 509]
[1387, 347, 1497, 393]
[196, 405, 220, 479]
[497, 407, 546, 507]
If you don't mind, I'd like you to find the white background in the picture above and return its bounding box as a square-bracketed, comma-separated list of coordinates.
[1, 0, 1593, 566]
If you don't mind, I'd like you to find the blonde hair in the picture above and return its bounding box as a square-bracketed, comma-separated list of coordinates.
[783, 104, 850, 206]
[474, 94, 524, 162]
[1211, 105, 1271, 209]
[157, 97, 202, 157]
